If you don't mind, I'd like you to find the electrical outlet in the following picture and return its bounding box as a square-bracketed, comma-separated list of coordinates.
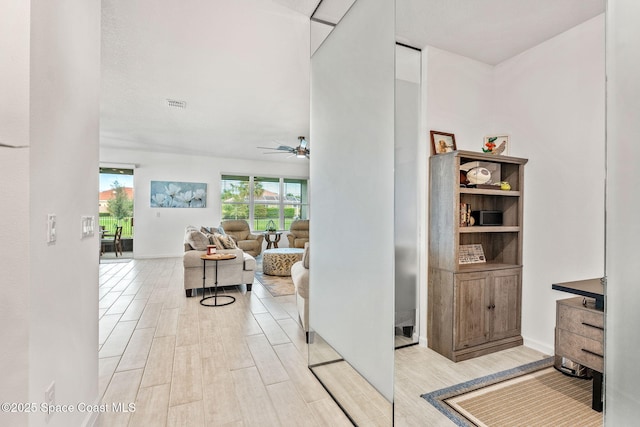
[47, 214, 57, 243]
[45, 381, 55, 422]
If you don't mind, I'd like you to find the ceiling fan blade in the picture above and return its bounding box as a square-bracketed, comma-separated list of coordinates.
[258, 138, 308, 159]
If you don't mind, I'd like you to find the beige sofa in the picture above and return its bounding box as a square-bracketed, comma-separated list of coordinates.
[183, 226, 256, 297]
[287, 219, 309, 248]
[219, 220, 264, 257]
[290, 243, 310, 341]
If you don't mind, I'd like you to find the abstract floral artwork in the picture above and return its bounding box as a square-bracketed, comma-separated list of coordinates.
[150, 181, 207, 208]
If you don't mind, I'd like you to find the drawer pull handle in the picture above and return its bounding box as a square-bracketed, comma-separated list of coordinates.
[582, 348, 604, 358]
[582, 322, 604, 331]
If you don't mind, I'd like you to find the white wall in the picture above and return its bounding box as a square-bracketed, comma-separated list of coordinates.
[0, 6, 31, 427]
[420, 47, 495, 345]
[494, 15, 605, 353]
[424, 46, 495, 151]
[421, 15, 605, 353]
[100, 147, 309, 258]
[0, 148, 30, 425]
[0, 0, 29, 148]
[605, 0, 640, 422]
[28, 1, 101, 426]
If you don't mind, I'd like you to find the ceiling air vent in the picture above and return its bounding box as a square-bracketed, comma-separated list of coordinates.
[166, 99, 187, 109]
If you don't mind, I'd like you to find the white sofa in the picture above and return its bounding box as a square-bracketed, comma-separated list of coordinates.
[290, 243, 310, 341]
[183, 226, 256, 297]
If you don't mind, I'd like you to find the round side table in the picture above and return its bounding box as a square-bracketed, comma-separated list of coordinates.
[200, 253, 237, 307]
[264, 231, 282, 249]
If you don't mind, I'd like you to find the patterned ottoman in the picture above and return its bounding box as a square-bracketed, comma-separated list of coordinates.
[262, 248, 304, 276]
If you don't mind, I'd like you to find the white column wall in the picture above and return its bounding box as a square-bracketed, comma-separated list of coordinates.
[605, 0, 640, 422]
[0, 6, 32, 426]
[0, 148, 30, 425]
[0, 0, 30, 147]
[27, 1, 101, 426]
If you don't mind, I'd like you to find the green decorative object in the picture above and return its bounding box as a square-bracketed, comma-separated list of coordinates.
[266, 220, 277, 232]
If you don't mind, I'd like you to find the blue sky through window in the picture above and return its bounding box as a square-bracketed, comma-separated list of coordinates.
[100, 173, 134, 192]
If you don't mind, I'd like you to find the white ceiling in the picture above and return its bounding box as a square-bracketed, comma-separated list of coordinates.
[397, 0, 605, 65]
[100, 0, 605, 162]
[101, 0, 312, 162]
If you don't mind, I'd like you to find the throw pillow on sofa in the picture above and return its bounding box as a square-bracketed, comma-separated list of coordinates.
[185, 229, 210, 251]
[214, 233, 237, 249]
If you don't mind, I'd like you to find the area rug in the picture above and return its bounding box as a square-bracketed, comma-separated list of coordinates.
[421, 357, 602, 427]
[254, 271, 295, 297]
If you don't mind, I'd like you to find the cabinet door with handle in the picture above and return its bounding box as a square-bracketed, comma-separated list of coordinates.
[490, 268, 522, 341]
[454, 272, 491, 350]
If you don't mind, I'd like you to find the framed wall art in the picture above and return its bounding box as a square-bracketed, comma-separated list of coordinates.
[150, 181, 207, 208]
[430, 130, 457, 155]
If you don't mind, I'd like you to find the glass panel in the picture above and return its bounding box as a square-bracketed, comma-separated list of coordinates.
[220, 175, 250, 203]
[99, 171, 134, 236]
[253, 204, 279, 231]
[221, 203, 249, 220]
[221, 175, 250, 220]
[394, 45, 421, 347]
[310, 0, 395, 423]
[254, 176, 280, 201]
[605, 2, 640, 423]
[284, 178, 308, 223]
[99, 168, 134, 260]
[221, 175, 308, 229]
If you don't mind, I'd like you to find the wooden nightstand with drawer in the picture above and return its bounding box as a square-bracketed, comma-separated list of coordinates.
[555, 296, 604, 411]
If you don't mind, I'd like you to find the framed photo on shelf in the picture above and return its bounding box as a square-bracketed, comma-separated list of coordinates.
[430, 131, 457, 155]
[483, 135, 509, 155]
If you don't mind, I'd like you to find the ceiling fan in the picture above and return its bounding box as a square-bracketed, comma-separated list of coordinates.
[258, 136, 309, 159]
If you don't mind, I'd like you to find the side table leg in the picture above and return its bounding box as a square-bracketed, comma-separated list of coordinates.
[202, 259, 206, 297]
[214, 260, 218, 305]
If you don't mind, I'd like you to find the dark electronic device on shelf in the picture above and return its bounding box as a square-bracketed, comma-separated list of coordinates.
[471, 210, 503, 226]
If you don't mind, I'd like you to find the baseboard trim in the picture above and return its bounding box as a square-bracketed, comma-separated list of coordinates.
[523, 336, 554, 356]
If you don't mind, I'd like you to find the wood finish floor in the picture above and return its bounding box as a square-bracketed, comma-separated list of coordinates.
[98, 257, 550, 426]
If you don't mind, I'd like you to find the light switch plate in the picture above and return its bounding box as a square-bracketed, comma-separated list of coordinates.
[81, 216, 95, 238]
[47, 214, 57, 243]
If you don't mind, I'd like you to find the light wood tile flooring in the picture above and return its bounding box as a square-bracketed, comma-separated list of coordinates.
[98, 258, 550, 426]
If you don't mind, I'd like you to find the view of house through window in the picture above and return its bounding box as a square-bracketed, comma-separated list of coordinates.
[221, 175, 308, 231]
[99, 167, 134, 258]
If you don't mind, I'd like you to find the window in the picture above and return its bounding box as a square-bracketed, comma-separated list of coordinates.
[221, 175, 308, 231]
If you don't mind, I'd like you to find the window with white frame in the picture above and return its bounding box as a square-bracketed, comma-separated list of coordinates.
[220, 175, 308, 231]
